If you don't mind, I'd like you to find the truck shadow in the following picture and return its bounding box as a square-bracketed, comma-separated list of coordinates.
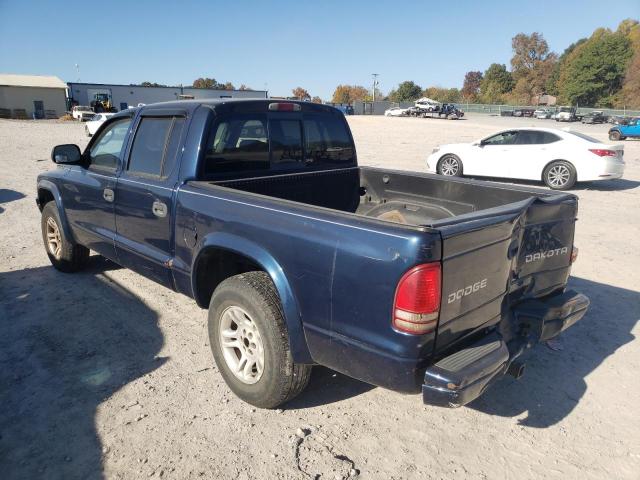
[468, 276, 638, 428]
[0, 262, 164, 480]
[0, 188, 26, 214]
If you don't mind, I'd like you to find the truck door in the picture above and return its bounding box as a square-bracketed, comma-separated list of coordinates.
[61, 116, 133, 261]
[114, 112, 186, 288]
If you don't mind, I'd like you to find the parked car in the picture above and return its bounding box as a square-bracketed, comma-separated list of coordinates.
[71, 105, 95, 122]
[440, 103, 464, 119]
[555, 106, 580, 122]
[534, 108, 553, 119]
[513, 108, 534, 117]
[38, 99, 589, 409]
[84, 113, 115, 136]
[609, 115, 631, 125]
[427, 127, 624, 190]
[500, 110, 514, 117]
[414, 97, 441, 112]
[582, 111, 608, 124]
[609, 117, 640, 140]
[384, 107, 408, 117]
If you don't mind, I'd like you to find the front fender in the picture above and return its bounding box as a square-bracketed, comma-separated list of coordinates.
[193, 232, 313, 363]
[37, 178, 75, 242]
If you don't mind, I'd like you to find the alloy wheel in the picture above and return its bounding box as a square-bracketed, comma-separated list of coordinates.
[219, 306, 265, 384]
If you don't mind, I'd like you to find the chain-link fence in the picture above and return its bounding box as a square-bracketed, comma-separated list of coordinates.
[351, 101, 640, 118]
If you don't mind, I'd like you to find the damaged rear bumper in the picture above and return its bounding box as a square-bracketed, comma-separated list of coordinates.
[422, 289, 589, 407]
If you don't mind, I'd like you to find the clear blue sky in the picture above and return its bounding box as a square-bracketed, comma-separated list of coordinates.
[0, 0, 638, 99]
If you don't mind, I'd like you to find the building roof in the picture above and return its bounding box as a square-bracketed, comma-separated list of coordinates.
[0, 74, 67, 89]
[67, 81, 266, 94]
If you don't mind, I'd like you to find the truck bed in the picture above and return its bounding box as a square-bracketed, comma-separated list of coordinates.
[198, 166, 563, 228]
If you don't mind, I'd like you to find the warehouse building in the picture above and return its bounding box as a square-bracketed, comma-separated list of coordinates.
[0, 74, 67, 119]
[67, 82, 268, 111]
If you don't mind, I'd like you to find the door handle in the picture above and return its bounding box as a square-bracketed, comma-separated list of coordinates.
[152, 200, 167, 218]
[103, 188, 114, 202]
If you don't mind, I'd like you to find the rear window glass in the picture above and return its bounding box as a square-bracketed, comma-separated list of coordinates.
[270, 119, 303, 164]
[515, 130, 561, 145]
[565, 131, 600, 143]
[129, 118, 173, 176]
[203, 115, 269, 175]
[304, 114, 354, 165]
[128, 116, 185, 177]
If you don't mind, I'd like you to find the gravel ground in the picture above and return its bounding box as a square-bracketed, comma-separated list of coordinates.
[0, 113, 638, 480]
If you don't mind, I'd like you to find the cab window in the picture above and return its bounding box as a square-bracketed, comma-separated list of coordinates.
[88, 118, 132, 171]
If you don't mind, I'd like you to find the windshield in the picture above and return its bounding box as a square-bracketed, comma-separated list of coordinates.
[565, 131, 600, 143]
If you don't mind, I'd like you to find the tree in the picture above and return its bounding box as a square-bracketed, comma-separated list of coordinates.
[193, 77, 222, 89]
[238, 84, 251, 91]
[510, 33, 557, 103]
[546, 38, 587, 96]
[558, 28, 632, 106]
[139, 81, 166, 87]
[311, 96, 323, 104]
[423, 87, 461, 103]
[479, 64, 514, 103]
[619, 19, 640, 108]
[331, 85, 369, 103]
[292, 87, 311, 101]
[461, 71, 483, 101]
[388, 81, 422, 102]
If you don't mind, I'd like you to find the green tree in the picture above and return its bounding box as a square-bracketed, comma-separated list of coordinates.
[546, 39, 587, 96]
[619, 19, 640, 108]
[311, 96, 323, 104]
[139, 81, 166, 87]
[559, 29, 632, 106]
[388, 81, 422, 102]
[423, 87, 461, 103]
[192, 77, 222, 89]
[461, 71, 483, 101]
[480, 64, 514, 103]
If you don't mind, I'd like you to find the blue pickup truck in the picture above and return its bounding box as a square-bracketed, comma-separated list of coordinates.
[37, 100, 589, 408]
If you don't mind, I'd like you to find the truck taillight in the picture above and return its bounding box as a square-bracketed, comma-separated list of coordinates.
[571, 246, 578, 264]
[268, 102, 301, 112]
[393, 263, 441, 335]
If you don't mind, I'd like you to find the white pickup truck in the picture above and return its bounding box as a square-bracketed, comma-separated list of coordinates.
[71, 106, 95, 121]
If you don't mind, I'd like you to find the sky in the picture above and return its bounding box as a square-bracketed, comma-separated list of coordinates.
[0, 0, 638, 99]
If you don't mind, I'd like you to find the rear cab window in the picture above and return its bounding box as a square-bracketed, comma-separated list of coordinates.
[127, 116, 185, 178]
[201, 105, 355, 179]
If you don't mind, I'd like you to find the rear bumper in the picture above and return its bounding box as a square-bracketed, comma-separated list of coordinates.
[422, 289, 589, 407]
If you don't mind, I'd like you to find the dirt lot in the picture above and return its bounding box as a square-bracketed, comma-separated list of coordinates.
[1, 114, 638, 480]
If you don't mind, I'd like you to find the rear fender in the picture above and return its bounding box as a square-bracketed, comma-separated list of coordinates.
[194, 232, 313, 363]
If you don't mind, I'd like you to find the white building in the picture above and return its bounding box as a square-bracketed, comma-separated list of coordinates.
[67, 82, 268, 111]
[0, 74, 68, 119]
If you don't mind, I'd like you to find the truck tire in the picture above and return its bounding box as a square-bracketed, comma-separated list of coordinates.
[609, 130, 622, 141]
[208, 271, 312, 408]
[437, 154, 463, 177]
[543, 161, 576, 190]
[41, 201, 89, 272]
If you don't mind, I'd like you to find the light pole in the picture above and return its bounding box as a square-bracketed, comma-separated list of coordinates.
[372, 73, 379, 102]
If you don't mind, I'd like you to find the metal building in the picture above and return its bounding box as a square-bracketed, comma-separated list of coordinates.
[0, 74, 68, 119]
[67, 82, 268, 111]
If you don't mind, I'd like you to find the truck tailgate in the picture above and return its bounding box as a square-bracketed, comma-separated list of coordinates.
[431, 194, 577, 351]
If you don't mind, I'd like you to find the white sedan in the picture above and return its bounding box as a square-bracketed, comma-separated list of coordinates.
[85, 113, 115, 137]
[384, 107, 408, 117]
[426, 127, 625, 190]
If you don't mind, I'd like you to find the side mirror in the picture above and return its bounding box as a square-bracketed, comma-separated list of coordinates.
[51, 144, 82, 164]
[472, 141, 483, 147]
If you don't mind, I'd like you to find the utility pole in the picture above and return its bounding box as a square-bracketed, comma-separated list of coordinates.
[372, 74, 379, 102]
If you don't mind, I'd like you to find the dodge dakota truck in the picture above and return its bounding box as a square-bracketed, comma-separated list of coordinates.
[37, 99, 589, 408]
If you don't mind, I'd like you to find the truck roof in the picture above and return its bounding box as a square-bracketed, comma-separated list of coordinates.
[130, 98, 341, 115]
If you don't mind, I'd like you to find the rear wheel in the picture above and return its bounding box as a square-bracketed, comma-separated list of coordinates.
[609, 130, 622, 141]
[437, 154, 463, 177]
[208, 271, 312, 408]
[543, 161, 576, 190]
[41, 202, 89, 272]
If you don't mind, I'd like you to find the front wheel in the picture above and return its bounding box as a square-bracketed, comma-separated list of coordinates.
[609, 130, 622, 141]
[543, 161, 576, 190]
[437, 154, 463, 177]
[208, 271, 312, 408]
[41, 202, 89, 272]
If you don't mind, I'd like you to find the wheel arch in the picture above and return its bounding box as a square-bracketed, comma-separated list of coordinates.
[37, 180, 75, 241]
[191, 232, 312, 363]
